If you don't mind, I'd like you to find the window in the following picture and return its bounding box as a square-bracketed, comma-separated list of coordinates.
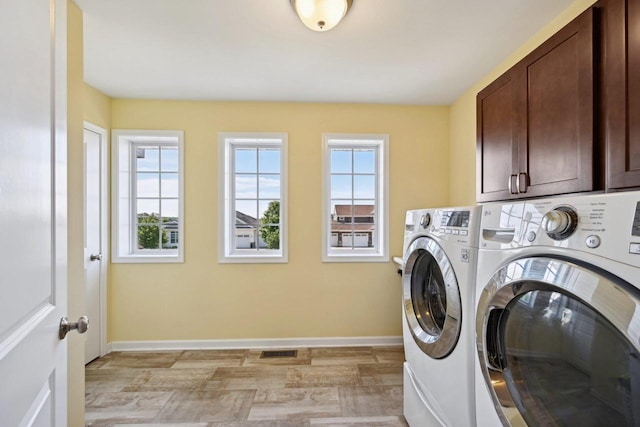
[112, 130, 184, 263]
[218, 133, 287, 263]
[322, 134, 389, 262]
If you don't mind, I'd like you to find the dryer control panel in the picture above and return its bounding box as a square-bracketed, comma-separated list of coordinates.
[403, 206, 481, 255]
[429, 208, 481, 248]
[479, 191, 640, 267]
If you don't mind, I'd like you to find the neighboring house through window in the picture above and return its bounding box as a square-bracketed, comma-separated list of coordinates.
[323, 134, 389, 262]
[112, 130, 184, 263]
[218, 133, 288, 263]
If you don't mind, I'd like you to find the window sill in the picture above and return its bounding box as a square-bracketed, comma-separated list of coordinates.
[322, 253, 389, 263]
[112, 254, 184, 264]
[219, 253, 288, 264]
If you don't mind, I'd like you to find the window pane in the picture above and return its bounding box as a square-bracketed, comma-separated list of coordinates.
[137, 199, 159, 221]
[354, 175, 375, 199]
[137, 173, 159, 198]
[259, 225, 280, 249]
[354, 149, 375, 173]
[259, 174, 280, 199]
[332, 201, 353, 224]
[331, 175, 352, 199]
[137, 225, 160, 249]
[162, 199, 179, 219]
[354, 200, 375, 224]
[259, 200, 280, 225]
[331, 149, 352, 173]
[353, 232, 371, 247]
[330, 232, 339, 248]
[235, 148, 257, 173]
[235, 200, 258, 223]
[259, 148, 280, 173]
[235, 174, 257, 199]
[235, 227, 257, 249]
[161, 147, 179, 172]
[136, 146, 159, 171]
[161, 173, 179, 198]
[342, 232, 354, 248]
[161, 225, 179, 249]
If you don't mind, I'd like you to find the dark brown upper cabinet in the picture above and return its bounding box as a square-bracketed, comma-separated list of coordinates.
[602, 0, 640, 190]
[477, 8, 596, 202]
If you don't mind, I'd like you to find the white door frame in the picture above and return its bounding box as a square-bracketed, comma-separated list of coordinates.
[84, 121, 109, 358]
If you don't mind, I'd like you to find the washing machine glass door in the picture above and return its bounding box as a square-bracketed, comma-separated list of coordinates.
[403, 236, 461, 359]
[477, 257, 640, 427]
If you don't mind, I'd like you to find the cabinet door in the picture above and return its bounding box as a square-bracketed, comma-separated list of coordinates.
[604, 0, 640, 189]
[476, 71, 519, 202]
[519, 8, 596, 198]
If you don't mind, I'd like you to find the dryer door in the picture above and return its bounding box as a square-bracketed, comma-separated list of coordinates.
[476, 257, 640, 427]
[402, 236, 461, 359]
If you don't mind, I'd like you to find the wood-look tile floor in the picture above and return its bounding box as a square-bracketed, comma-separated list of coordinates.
[85, 346, 408, 427]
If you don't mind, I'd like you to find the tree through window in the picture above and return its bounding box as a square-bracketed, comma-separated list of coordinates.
[219, 133, 288, 263]
[112, 130, 184, 263]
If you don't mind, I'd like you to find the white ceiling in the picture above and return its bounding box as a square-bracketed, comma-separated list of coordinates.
[76, 0, 576, 105]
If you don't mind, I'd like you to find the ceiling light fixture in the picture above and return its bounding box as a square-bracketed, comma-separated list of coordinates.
[290, 0, 353, 32]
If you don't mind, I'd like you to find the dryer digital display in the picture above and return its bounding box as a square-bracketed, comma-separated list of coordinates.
[441, 210, 470, 228]
[633, 202, 640, 237]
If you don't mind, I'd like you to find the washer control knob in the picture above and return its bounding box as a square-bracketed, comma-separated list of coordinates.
[586, 235, 601, 249]
[542, 206, 578, 241]
[420, 213, 431, 229]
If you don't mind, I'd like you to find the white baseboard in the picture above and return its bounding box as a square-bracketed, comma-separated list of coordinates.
[109, 336, 402, 352]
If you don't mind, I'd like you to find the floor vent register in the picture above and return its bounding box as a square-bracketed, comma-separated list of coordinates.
[259, 350, 298, 359]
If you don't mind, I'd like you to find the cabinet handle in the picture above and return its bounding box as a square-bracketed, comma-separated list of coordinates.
[508, 174, 517, 194]
[517, 173, 528, 193]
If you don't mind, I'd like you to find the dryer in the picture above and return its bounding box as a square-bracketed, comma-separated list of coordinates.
[402, 206, 481, 427]
[475, 192, 640, 426]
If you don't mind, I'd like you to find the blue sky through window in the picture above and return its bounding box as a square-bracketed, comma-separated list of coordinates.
[135, 145, 180, 218]
[234, 147, 282, 220]
[330, 148, 376, 206]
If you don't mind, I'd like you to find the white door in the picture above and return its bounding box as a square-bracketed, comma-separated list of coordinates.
[84, 125, 106, 364]
[0, 0, 68, 425]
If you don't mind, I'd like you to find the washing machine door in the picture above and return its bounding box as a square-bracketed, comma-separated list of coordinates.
[476, 257, 640, 427]
[402, 236, 461, 359]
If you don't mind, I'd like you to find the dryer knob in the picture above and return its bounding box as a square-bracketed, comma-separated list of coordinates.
[420, 213, 431, 228]
[542, 206, 578, 241]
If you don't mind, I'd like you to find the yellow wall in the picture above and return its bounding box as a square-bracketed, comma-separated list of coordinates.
[84, 83, 112, 129]
[67, 1, 85, 426]
[109, 100, 449, 342]
[448, 0, 598, 206]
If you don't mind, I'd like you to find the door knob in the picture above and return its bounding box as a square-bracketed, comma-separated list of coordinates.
[90, 253, 102, 261]
[59, 316, 89, 340]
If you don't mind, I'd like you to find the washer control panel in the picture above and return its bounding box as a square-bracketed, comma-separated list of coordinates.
[542, 206, 579, 241]
[479, 191, 640, 266]
[419, 212, 431, 229]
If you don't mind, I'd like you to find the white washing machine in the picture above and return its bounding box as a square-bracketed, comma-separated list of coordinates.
[402, 206, 481, 427]
[475, 191, 640, 426]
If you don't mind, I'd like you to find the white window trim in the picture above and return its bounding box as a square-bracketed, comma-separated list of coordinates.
[218, 132, 288, 264]
[111, 129, 185, 263]
[322, 133, 389, 263]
